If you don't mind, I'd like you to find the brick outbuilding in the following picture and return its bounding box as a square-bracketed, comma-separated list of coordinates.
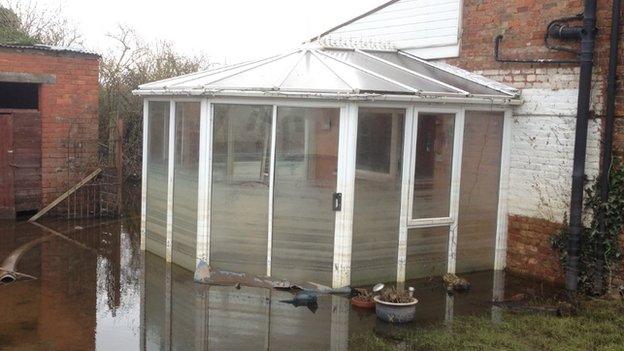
[0, 44, 99, 218]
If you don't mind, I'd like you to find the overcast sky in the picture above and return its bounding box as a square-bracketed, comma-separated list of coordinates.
[32, 0, 382, 64]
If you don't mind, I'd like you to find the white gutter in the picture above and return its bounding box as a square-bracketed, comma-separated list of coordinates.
[132, 88, 523, 106]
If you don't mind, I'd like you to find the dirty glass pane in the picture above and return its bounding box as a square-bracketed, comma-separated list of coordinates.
[144, 252, 167, 351]
[351, 108, 404, 285]
[146, 101, 170, 258]
[171, 265, 206, 351]
[210, 104, 272, 275]
[324, 50, 456, 93]
[367, 51, 506, 95]
[411, 113, 455, 219]
[172, 102, 200, 271]
[272, 107, 339, 286]
[406, 226, 449, 279]
[456, 111, 504, 273]
[269, 291, 334, 350]
[207, 286, 270, 350]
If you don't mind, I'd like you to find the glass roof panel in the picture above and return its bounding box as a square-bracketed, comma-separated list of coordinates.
[323, 50, 457, 93]
[316, 52, 414, 93]
[280, 51, 354, 92]
[138, 47, 516, 98]
[367, 51, 506, 95]
[191, 52, 303, 88]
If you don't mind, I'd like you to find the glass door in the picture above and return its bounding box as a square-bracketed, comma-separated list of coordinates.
[271, 107, 341, 286]
[401, 108, 465, 281]
[209, 104, 273, 276]
[207, 103, 344, 287]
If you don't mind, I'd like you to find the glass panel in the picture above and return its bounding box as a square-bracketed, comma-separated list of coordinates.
[171, 265, 200, 351]
[144, 252, 167, 351]
[406, 226, 449, 279]
[269, 291, 332, 350]
[319, 56, 413, 93]
[456, 111, 504, 273]
[324, 50, 456, 93]
[272, 107, 339, 286]
[210, 104, 272, 275]
[172, 102, 200, 271]
[281, 52, 353, 92]
[411, 113, 455, 219]
[146, 101, 170, 258]
[367, 51, 505, 96]
[351, 108, 404, 285]
[207, 287, 270, 350]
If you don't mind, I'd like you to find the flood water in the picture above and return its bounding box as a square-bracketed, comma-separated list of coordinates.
[0, 217, 558, 350]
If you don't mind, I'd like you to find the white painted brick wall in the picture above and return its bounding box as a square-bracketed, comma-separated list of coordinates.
[508, 107, 601, 222]
[474, 67, 603, 224]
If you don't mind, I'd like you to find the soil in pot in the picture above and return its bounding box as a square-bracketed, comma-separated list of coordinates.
[351, 289, 375, 309]
[374, 288, 418, 323]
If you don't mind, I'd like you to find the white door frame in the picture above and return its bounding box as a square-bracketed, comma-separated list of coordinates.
[397, 105, 511, 283]
[192, 98, 352, 288]
[397, 106, 465, 282]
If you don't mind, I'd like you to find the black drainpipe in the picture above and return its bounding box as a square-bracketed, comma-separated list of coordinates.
[566, 0, 598, 294]
[593, 0, 622, 295]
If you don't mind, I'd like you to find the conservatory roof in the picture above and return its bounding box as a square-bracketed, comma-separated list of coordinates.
[136, 44, 521, 105]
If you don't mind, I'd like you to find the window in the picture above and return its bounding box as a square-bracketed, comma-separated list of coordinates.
[411, 112, 455, 220]
[356, 108, 403, 180]
[0, 82, 39, 109]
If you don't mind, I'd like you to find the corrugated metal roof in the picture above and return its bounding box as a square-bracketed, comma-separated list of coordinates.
[0, 43, 99, 57]
[137, 45, 519, 103]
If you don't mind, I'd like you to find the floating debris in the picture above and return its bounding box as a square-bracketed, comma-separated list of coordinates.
[194, 260, 355, 295]
[443, 273, 471, 292]
[280, 291, 319, 313]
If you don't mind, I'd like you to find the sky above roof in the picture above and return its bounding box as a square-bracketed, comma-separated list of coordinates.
[32, 0, 383, 64]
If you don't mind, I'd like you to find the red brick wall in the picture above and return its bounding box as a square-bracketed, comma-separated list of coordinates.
[507, 215, 565, 283]
[443, 0, 624, 282]
[0, 48, 99, 205]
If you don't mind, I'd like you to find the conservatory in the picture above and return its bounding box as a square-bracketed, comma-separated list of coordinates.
[135, 43, 521, 288]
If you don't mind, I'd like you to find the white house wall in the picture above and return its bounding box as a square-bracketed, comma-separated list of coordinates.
[322, 0, 462, 59]
[471, 67, 603, 224]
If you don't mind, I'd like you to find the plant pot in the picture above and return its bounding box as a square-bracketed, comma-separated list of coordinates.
[373, 296, 418, 323]
[351, 297, 375, 309]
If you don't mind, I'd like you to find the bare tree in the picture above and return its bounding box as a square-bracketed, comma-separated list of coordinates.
[99, 25, 212, 180]
[0, 0, 82, 46]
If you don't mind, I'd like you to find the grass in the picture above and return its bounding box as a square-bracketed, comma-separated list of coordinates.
[350, 299, 624, 351]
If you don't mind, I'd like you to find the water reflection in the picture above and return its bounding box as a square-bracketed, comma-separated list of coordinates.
[0, 218, 550, 350]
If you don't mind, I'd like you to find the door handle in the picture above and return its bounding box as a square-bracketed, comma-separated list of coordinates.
[332, 192, 342, 211]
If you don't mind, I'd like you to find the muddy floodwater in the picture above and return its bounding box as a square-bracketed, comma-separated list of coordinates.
[0, 217, 558, 350]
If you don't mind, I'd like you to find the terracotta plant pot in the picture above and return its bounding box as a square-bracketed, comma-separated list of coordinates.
[351, 296, 375, 309]
[373, 296, 419, 323]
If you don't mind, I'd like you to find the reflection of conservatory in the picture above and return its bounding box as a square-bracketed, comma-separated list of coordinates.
[135, 43, 522, 288]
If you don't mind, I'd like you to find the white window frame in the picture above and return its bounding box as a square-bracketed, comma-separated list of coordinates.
[398, 106, 465, 281]
[194, 97, 351, 288]
[354, 107, 404, 182]
[140, 96, 512, 289]
[406, 107, 465, 228]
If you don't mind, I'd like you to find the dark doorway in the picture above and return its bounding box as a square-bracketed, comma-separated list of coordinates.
[0, 82, 39, 109]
